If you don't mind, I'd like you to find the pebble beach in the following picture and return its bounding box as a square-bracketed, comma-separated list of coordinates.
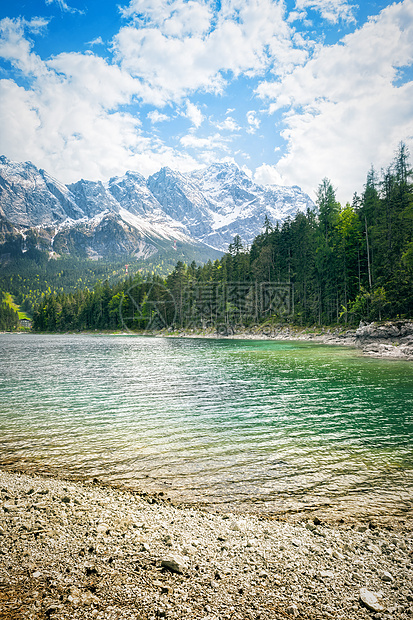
[1, 470, 412, 620]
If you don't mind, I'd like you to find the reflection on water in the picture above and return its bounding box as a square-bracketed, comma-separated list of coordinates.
[0, 333, 412, 519]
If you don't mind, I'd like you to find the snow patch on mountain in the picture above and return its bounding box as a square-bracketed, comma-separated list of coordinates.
[118, 208, 190, 243]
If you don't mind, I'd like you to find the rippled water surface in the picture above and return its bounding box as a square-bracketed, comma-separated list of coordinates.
[1, 333, 412, 518]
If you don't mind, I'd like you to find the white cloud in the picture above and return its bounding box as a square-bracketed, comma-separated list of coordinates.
[1, 0, 410, 203]
[0, 17, 48, 76]
[0, 2, 309, 183]
[246, 110, 260, 133]
[1, 16, 228, 182]
[87, 36, 104, 47]
[293, 0, 356, 24]
[254, 163, 286, 186]
[0, 72, 149, 182]
[112, 25, 224, 105]
[287, 10, 307, 23]
[25, 17, 50, 34]
[46, 52, 138, 108]
[119, 0, 215, 45]
[215, 116, 240, 131]
[147, 110, 170, 123]
[256, 0, 413, 203]
[45, 0, 84, 15]
[0, 79, 44, 163]
[120, 0, 213, 36]
[0, 68, 200, 181]
[112, 0, 305, 105]
[0, 17, 188, 182]
[183, 100, 204, 127]
[180, 132, 228, 151]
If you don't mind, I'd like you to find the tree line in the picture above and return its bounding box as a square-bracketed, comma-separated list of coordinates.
[32, 143, 413, 332]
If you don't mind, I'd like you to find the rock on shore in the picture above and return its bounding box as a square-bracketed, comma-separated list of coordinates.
[355, 321, 413, 360]
[1, 471, 412, 620]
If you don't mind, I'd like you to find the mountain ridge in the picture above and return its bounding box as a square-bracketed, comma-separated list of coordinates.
[0, 155, 315, 261]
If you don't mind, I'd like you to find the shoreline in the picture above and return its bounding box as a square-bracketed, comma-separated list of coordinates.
[1, 457, 412, 529]
[136, 320, 413, 360]
[150, 321, 413, 361]
[5, 320, 413, 360]
[1, 469, 412, 620]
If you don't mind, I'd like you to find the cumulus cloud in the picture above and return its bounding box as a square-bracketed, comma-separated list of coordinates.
[294, 0, 357, 24]
[119, 0, 213, 36]
[25, 17, 50, 34]
[0, 17, 49, 76]
[0, 2, 309, 183]
[0, 15, 216, 181]
[180, 132, 229, 153]
[254, 163, 286, 186]
[0, 73, 148, 182]
[87, 36, 104, 47]
[0, 17, 176, 181]
[0, 79, 44, 164]
[183, 100, 204, 127]
[147, 110, 170, 123]
[246, 110, 260, 133]
[216, 116, 240, 131]
[256, 0, 413, 203]
[112, 0, 304, 105]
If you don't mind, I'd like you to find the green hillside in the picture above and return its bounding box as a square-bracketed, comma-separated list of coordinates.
[3, 292, 31, 320]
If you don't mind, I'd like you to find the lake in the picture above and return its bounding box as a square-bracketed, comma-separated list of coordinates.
[1, 333, 412, 520]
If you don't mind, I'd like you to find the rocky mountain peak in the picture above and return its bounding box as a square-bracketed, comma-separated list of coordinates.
[0, 156, 83, 226]
[66, 179, 119, 219]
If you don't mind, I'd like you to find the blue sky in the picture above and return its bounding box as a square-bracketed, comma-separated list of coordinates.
[0, 0, 412, 204]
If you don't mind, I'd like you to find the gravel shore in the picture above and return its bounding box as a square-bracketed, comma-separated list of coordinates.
[1, 470, 412, 620]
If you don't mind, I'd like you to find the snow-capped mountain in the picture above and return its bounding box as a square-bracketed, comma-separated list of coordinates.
[146, 163, 314, 249]
[186, 162, 313, 248]
[0, 156, 83, 226]
[0, 156, 315, 261]
[107, 171, 163, 217]
[147, 167, 212, 235]
[66, 179, 120, 219]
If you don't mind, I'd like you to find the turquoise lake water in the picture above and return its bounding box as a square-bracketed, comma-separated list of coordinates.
[0, 333, 412, 519]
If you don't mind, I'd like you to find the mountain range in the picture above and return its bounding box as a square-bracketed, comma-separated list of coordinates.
[0, 155, 315, 263]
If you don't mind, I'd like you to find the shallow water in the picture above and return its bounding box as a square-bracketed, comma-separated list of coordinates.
[1, 333, 412, 518]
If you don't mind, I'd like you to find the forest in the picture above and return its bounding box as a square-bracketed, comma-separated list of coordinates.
[0, 300, 19, 331]
[26, 143, 413, 332]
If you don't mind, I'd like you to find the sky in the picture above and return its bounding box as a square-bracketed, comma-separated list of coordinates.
[0, 0, 412, 205]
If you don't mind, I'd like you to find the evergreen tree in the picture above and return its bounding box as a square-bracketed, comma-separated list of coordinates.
[316, 178, 340, 245]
